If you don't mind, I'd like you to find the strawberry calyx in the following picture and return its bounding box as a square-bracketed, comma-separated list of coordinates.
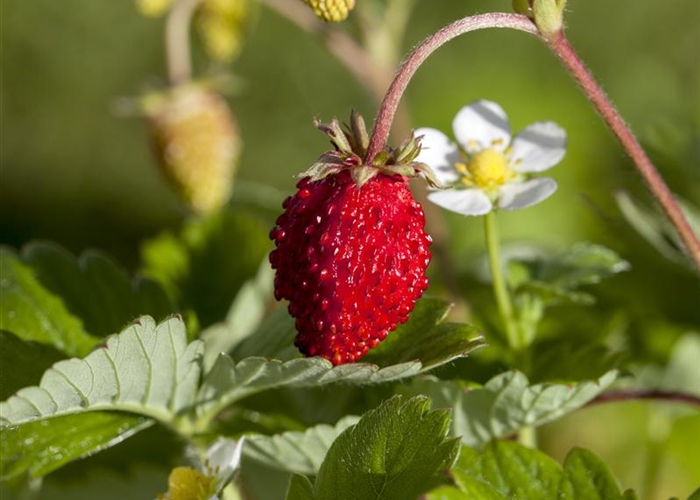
[301, 111, 444, 188]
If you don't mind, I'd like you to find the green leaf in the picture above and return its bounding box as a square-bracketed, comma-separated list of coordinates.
[564, 447, 629, 500]
[688, 487, 700, 500]
[454, 441, 564, 499]
[406, 369, 618, 446]
[443, 442, 636, 500]
[196, 355, 423, 423]
[0, 412, 152, 480]
[285, 474, 315, 500]
[200, 259, 274, 369]
[530, 339, 624, 383]
[195, 298, 485, 425]
[509, 243, 630, 307]
[245, 416, 360, 475]
[616, 191, 700, 269]
[660, 333, 700, 396]
[363, 297, 486, 370]
[141, 209, 272, 328]
[0, 316, 203, 426]
[230, 306, 300, 361]
[0, 246, 98, 357]
[0, 331, 65, 400]
[311, 396, 459, 500]
[232, 296, 485, 369]
[20, 241, 175, 339]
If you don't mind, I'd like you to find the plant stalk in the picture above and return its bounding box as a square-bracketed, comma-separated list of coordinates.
[484, 211, 520, 349]
[364, 11, 700, 271]
[166, 0, 203, 85]
[365, 13, 539, 163]
[546, 32, 700, 271]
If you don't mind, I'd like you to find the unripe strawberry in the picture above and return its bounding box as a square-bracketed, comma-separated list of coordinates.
[270, 112, 440, 365]
[302, 0, 356, 22]
[142, 84, 240, 214]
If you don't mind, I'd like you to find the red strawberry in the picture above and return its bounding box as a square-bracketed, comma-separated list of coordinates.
[269, 112, 440, 365]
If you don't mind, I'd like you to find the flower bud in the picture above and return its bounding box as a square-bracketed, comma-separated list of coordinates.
[142, 84, 241, 214]
[302, 0, 356, 23]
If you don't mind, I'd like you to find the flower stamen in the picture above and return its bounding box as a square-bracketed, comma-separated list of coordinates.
[463, 148, 515, 190]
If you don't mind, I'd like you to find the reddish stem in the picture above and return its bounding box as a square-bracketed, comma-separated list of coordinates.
[547, 33, 700, 271]
[365, 13, 540, 162]
[588, 389, 700, 408]
[365, 12, 700, 271]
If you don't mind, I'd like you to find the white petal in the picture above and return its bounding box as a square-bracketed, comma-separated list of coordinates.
[452, 100, 511, 154]
[415, 127, 461, 184]
[498, 178, 558, 211]
[206, 437, 245, 491]
[510, 121, 567, 173]
[428, 189, 493, 216]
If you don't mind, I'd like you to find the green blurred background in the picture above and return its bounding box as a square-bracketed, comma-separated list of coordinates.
[2, 0, 699, 498]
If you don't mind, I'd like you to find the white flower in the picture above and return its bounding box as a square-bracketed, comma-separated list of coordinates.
[416, 100, 567, 216]
[157, 437, 245, 500]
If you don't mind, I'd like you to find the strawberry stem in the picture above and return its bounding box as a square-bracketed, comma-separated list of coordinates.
[364, 13, 539, 163]
[165, 0, 203, 85]
[366, 10, 700, 272]
[545, 32, 700, 271]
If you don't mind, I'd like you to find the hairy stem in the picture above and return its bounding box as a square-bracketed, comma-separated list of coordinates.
[261, 0, 466, 311]
[166, 0, 203, 85]
[546, 32, 700, 271]
[484, 212, 520, 349]
[365, 13, 539, 163]
[588, 388, 700, 408]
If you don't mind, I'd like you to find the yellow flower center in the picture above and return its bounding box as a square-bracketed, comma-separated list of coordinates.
[159, 467, 217, 500]
[456, 148, 515, 191]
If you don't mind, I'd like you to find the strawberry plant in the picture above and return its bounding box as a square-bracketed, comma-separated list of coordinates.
[1, 0, 699, 499]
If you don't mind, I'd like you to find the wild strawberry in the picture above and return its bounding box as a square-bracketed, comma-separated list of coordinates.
[269, 112, 440, 365]
[142, 83, 240, 215]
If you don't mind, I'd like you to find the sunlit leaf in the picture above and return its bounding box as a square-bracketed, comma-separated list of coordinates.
[0, 412, 152, 480]
[310, 396, 459, 500]
[285, 474, 314, 500]
[20, 241, 175, 339]
[406, 370, 618, 446]
[0, 316, 202, 426]
[435, 442, 637, 500]
[363, 297, 485, 370]
[200, 259, 274, 369]
[230, 306, 300, 361]
[196, 355, 423, 423]
[0, 247, 97, 357]
[245, 416, 359, 475]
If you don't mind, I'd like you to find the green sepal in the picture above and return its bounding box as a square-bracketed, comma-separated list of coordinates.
[299, 112, 444, 189]
[347, 109, 369, 156]
[412, 161, 446, 188]
[350, 166, 381, 187]
[532, 0, 566, 37]
[314, 116, 353, 153]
